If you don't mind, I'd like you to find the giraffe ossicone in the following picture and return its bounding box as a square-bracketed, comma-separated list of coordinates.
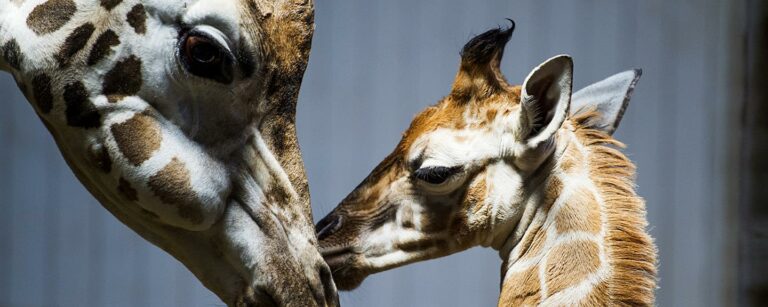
[316, 24, 657, 306]
[0, 0, 338, 306]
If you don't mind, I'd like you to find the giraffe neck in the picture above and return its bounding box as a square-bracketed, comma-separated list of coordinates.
[497, 123, 656, 306]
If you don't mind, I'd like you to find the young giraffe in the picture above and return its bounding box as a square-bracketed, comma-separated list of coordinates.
[0, 0, 338, 306]
[316, 25, 657, 306]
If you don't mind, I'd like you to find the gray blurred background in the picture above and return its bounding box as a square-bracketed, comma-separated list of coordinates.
[1, 0, 762, 306]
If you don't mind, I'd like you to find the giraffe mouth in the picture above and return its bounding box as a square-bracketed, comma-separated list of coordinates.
[319, 245, 358, 267]
[317, 246, 369, 291]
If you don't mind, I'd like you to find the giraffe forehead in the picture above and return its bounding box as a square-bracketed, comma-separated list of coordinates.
[407, 127, 506, 167]
[404, 102, 522, 166]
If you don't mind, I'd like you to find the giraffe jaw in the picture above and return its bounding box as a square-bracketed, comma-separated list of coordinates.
[69, 144, 338, 307]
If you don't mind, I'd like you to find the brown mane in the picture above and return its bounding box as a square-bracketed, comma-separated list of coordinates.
[572, 111, 658, 305]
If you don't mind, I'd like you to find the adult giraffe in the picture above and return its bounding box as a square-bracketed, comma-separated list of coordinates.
[0, 0, 337, 306]
[316, 24, 657, 306]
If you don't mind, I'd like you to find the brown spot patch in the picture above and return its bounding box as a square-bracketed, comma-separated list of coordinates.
[110, 112, 162, 166]
[485, 108, 498, 122]
[56, 22, 95, 67]
[542, 176, 564, 212]
[499, 265, 541, 306]
[117, 177, 138, 201]
[2, 39, 23, 70]
[544, 239, 601, 295]
[31, 74, 53, 114]
[560, 140, 585, 173]
[520, 225, 547, 260]
[100, 0, 121, 10]
[148, 158, 204, 225]
[578, 280, 608, 306]
[102, 55, 142, 102]
[462, 176, 489, 236]
[26, 0, 77, 35]
[126, 4, 147, 34]
[554, 189, 601, 234]
[63, 81, 101, 128]
[465, 176, 487, 213]
[87, 30, 120, 66]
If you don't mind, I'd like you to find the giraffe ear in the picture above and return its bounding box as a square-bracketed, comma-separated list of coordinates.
[570, 69, 642, 135]
[517, 55, 573, 145]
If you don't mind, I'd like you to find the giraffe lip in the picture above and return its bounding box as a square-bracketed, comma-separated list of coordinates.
[319, 245, 355, 258]
[319, 245, 359, 267]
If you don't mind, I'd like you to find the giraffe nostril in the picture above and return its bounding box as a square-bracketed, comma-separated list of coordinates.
[315, 214, 343, 241]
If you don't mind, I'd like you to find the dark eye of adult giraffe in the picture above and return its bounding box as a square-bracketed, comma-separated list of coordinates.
[179, 30, 234, 84]
[185, 35, 220, 64]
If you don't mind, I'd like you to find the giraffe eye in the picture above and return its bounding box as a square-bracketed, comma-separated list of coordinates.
[186, 36, 220, 64]
[413, 166, 463, 185]
[179, 29, 234, 84]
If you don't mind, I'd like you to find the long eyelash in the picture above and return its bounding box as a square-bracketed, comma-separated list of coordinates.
[413, 166, 462, 184]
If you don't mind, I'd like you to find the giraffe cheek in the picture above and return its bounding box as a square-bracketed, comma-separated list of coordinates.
[145, 158, 216, 229]
[104, 108, 230, 230]
[116, 156, 229, 231]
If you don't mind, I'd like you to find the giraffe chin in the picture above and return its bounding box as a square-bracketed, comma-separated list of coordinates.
[330, 265, 368, 291]
[321, 250, 369, 291]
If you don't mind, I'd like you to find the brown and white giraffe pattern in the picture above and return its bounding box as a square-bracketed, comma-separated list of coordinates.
[500, 127, 614, 306]
[1, 0, 230, 230]
[316, 26, 656, 306]
[318, 85, 656, 306]
[1, 1, 339, 304]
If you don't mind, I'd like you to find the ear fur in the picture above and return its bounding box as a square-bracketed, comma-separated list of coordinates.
[517, 55, 574, 146]
[570, 69, 642, 135]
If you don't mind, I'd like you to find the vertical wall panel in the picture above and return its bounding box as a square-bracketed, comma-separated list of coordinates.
[8, 79, 48, 307]
[0, 74, 15, 303]
[0, 1, 741, 306]
[86, 200, 106, 307]
[53, 168, 91, 307]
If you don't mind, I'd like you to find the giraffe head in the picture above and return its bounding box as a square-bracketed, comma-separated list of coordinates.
[0, 0, 338, 305]
[316, 24, 641, 290]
